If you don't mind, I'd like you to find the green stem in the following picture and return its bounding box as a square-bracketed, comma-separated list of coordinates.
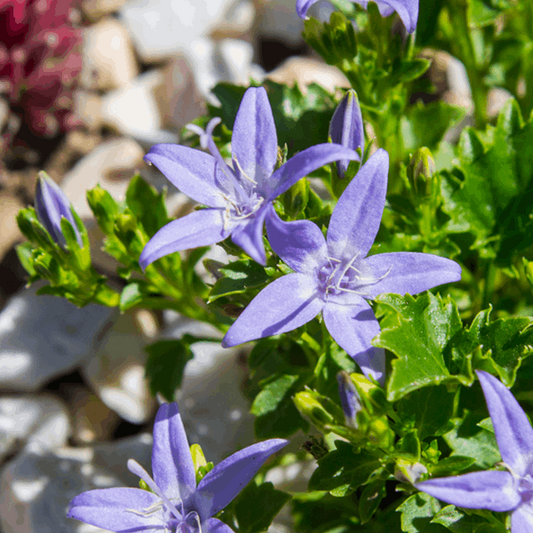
[481, 261, 496, 311]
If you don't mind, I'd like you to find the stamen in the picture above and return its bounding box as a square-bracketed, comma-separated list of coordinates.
[127, 460, 182, 522]
[233, 156, 258, 185]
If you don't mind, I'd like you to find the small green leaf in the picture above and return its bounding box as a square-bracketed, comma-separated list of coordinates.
[234, 481, 291, 533]
[359, 479, 386, 523]
[429, 456, 476, 477]
[86, 185, 120, 235]
[145, 339, 194, 401]
[397, 492, 441, 533]
[120, 282, 144, 311]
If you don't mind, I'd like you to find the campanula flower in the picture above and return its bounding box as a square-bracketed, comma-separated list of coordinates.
[329, 89, 364, 179]
[68, 402, 287, 533]
[139, 86, 360, 267]
[222, 149, 461, 384]
[35, 171, 82, 248]
[416, 370, 533, 532]
[296, 0, 419, 34]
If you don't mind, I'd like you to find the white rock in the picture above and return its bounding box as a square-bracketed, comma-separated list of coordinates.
[60, 137, 145, 219]
[0, 434, 152, 533]
[81, 18, 139, 90]
[82, 0, 130, 20]
[74, 90, 103, 131]
[487, 87, 513, 119]
[0, 395, 71, 461]
[0, 284, 114, 392]
[100, 70, 178, 144]
[82, 312, 157, 425]
[162, 312, 254, 463]
[119, 0, 246, 63]
[267, 56, 350, 93]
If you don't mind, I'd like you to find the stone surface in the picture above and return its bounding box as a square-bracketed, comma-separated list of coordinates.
[254, 0, 305, 44]
[119, 0, 245, 63]
[267, 56, 350, 93]
[60, 137, 145, 219]
[0, 434, 152, 533]
[0, 395, 71, 462]
[0, 193, 23, 261]
[74, 90, 103, 131]
[0, 284, 115, 392]
[82, 312, 157, 425]
[81, 18, 139, 91]
[162, 312, 254, 463]
[82, 0, 130, 20]
[100, 70, 178, 144]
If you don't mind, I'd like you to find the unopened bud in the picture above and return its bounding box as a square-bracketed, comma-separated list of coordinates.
[407, 148, 437, 200]
[337, 371, 362, 428]
[394, 459, 428, 484]
[293, 391, 335, 431]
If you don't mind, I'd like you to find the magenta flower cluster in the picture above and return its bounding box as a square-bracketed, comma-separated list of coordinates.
[0, 0, 83, 142]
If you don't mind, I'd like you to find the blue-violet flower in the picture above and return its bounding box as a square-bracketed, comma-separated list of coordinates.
[329, 89, 364, 179]
[416, 370, 533, 533]
[222, 149, 461, 384]
[296, 0, 419, 34]
[68, 401, 287, 533]
[35, 170, 81, 248]
[140, 86, 359, 267]
[337, 371, 361, 428]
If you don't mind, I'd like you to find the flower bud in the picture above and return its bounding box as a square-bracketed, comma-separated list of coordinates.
[35, 171, 81, 248]
[293, 390, 335, 431]
[394, 458, 428, 484]
[329, 89, 364, 180]
[337, 371, 362, 428]
[407, 147, 437, 201]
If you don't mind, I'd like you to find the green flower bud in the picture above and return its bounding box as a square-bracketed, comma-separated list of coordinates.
[407, 147, 438, 201]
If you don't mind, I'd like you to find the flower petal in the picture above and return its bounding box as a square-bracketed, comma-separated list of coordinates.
[296, 0, 319, 18]
[205, 518, 236, 533]
[152, 403, 196, 501]
[268, 144, 360, 200]
[511, 505, 533, 533]
[323, 299, 385, 384]
[68, 488, 164, 532]
[196, 439, 288, 519]
[230, 205, 270, 265]
[265, 206, 327, 275]
[144, 144, 227, 208]
[361, 252, 462, 298]
[327, 149, 389, 261]
[329, 89, 364, 177]
[222, 273, 324, 347]
[415, 470, 520, 512]
[373, 0, 419, 33]
[139, 209, 230, 270]
[232, 87, 277, 195]
[477, 370, 533, 477]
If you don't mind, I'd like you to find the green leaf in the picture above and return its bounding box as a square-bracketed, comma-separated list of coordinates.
[120, 282, 144, 311]
[16, 242, 38, 279]
[429, 456, 476, 477]
[86, 185, 120, 235]
[391, 59, 431, 84]
[359, 479, 386, 523]
[443, 412, 500, 469]
[208, 260, 270, 303]
[308, 441, 380, 493]
[145, 339, 194, 401]
[397, 492, 442, 533]
[234, 481, 291, 533]
[397, 386, 455, 440]
[125, 174, 168, 237]
[375, 293, 465, 401]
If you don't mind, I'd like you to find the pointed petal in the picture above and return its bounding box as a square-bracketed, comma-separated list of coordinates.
[415, 470, 520, 512]
[511, 505, 533, 533]
[139, 209, 230, 270]
[144, 144, 227, 208]
[222, 273, 324, 347]
[327, 149, 389, 261]
[268, 144, 360, 200]
[196, 439, 288, 518]
[68, 488, 164, 532]
[265, 206, 327, 275]
[230, 205, 269, 265]
[362, 252, 462, 298]
[205, 518, 236, 533]
[323, 299, 385, 384]
[477, 370, 533, 477]
[152, 403, 196, 501]
[374, 0, 419, 33]
[329, 90, 364, 177]
[296, 0, 320, 18]
[232, 87, 277, 193]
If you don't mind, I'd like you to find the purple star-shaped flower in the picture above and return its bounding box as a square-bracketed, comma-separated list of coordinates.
[416, 370, 533, 532]
[68, 402, 287, 533]
[222, 149, 461, 384]
[296, 0, 419, 34]
[139, 86, 359, 267]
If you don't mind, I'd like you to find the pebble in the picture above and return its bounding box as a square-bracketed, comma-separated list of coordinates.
[0, 193, 23, 261]
[82, 0, 130, 20]
[81, 18, 139, 90]
[0, 284, 114, 392]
